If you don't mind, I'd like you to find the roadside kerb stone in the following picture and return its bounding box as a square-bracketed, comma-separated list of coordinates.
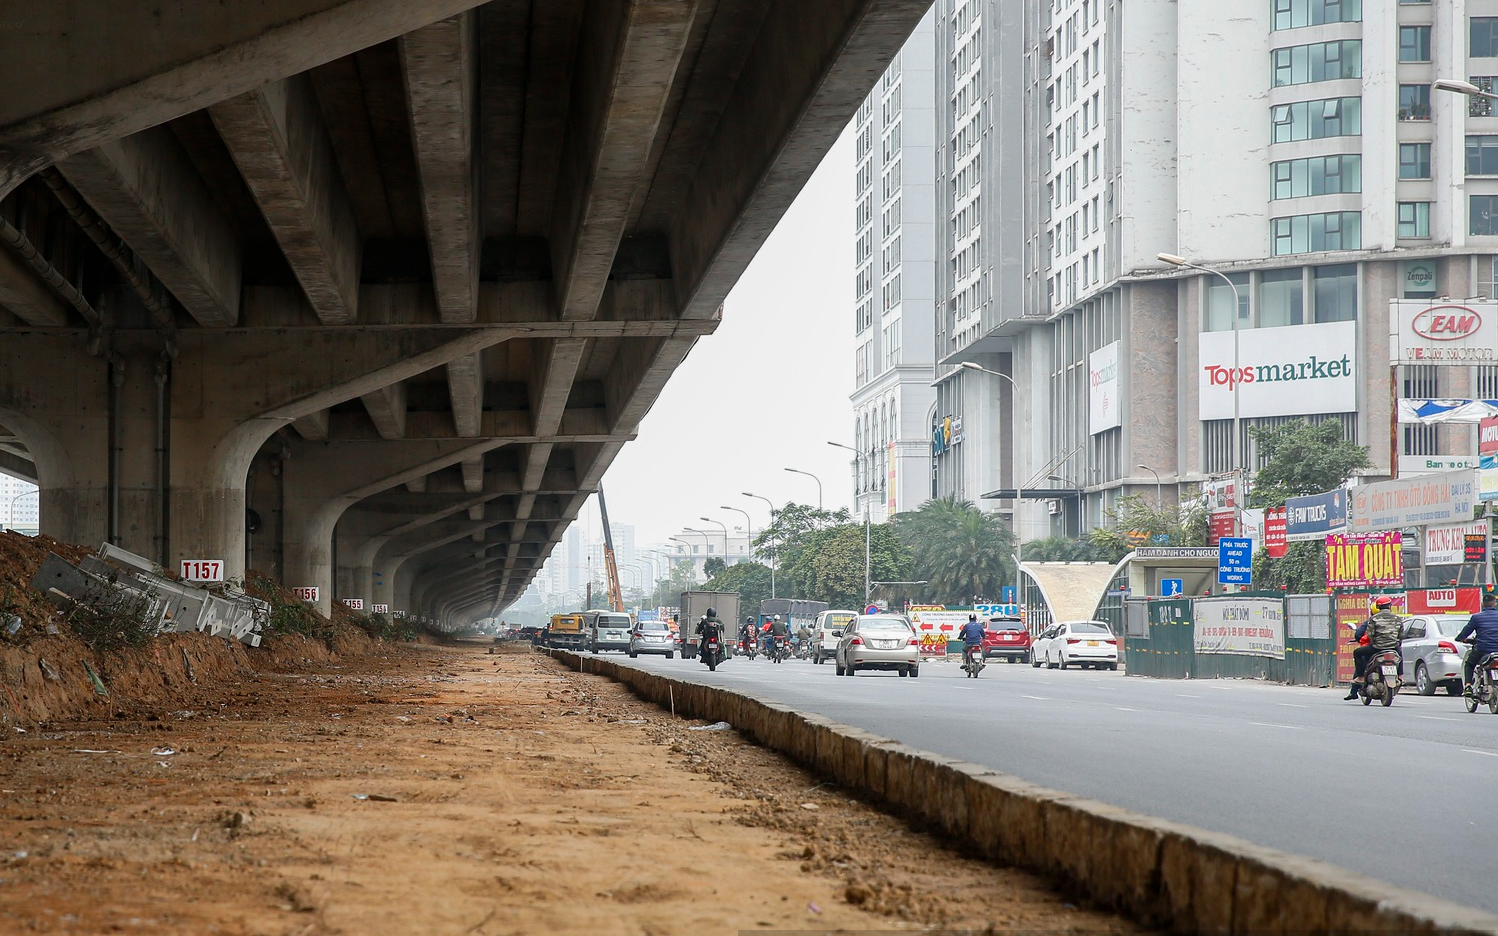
[546, 650, 1498, 934]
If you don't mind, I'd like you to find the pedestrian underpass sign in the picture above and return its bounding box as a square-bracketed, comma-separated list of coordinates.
[1217, 537, 1253, 586]
[1161, 578, 1184, 597]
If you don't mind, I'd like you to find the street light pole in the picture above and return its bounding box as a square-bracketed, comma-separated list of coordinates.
[699, 517, 729, 562]
[830, 441, 872, 607]
[6, 488, 38, 532]
[1158, 253, 1242, 476]
[783, 467, 823, 511]
[719, 506, 753, 561]
[1137, 464, 1163, 507]
[743, 492, 777, 598]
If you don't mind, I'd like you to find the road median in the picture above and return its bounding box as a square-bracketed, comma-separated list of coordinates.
[550, 648, 1498, 934]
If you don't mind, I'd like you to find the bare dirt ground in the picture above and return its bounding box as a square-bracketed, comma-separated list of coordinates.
[0, 642, 1143, 934]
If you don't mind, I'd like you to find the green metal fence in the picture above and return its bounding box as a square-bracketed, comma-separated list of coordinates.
[1122, 594, 1337, 685]
[1123, 598, 1193, 679]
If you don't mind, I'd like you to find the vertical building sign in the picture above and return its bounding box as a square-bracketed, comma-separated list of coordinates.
[887, 441, 897, 514]
[1089, 341, 1122, 435]
[1481, 416, 1498, 503]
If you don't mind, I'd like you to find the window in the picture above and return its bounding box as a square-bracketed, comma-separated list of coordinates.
[1472, 77, 1498, 118]
[1398, 26, 1430, 62]
[1398, 202, 1431, 238]
[1468, 135, 1498, 175]
[1398, 84, 1430, 121]
[1313, 264, 1357, 322]
[1271, 97, 1361, 142]
[1271, 211, 1362, 255]
[1399, 142, 1431, 180]
[1271, 40, 1362, 87]
[1273, 0, 1361, 29]
[1259, 268, 1305, 327]
[1271, 154, 1362, 198]
[1205, 272, 1250, 332]
[1472, 195, 1498, 235]
[1474, 18, 1498, 58]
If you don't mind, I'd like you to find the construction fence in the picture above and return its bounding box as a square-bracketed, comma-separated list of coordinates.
[1122, 593, 1339, 686]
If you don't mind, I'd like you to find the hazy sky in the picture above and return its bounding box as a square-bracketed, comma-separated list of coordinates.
[584, 125, 857, 549]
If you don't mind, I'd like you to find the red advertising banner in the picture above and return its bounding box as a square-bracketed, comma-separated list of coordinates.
[1333, 594, 1367, 684]
[1208, 509, 1236, 546]
[1405, 587, 1482, 615]
[1264, 507, 1288, 558]
[1325, 532, 1403, 588]
[1481, 415, 1498, 457]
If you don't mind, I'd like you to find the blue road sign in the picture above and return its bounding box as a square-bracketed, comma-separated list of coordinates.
[1000, 586, 1016, 603]
[1161, 578, 1184, 597]
[1218, 537, 1253, 585]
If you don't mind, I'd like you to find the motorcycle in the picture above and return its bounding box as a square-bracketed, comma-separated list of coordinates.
[962, 644, 986, 679]
[738, 634, 757, 660]
[1354, 649, 1402, 707]
[701, 632, 723, 672]
[1461, 642, 1498, 715]
[793, 638, 812, 661]
[770, 635, 789, 664]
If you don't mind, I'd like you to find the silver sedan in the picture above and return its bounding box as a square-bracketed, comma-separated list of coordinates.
[835, 615, 920, 677]
[1400, 614, 1471, 696]
[627, 621, 676, 659]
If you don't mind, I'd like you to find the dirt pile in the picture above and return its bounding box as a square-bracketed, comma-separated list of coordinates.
[0, 532, 91, 640]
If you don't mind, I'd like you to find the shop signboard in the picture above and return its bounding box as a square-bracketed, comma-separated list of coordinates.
[1325, 531, 1404, 588]
[1399, 455, 1479, 476]
[1402, 261, 1439, 299]
[1194, 596, 1284, 660]
[1334, 594, 1370, 684]
[1390, 299, 1498, 365]
[1347, 469, 1477, 534]
[1199, 321, 1357, 419]
[1481, 416, 1498, 503]
[1406, 587, 1482, 615]
[1089, 341, 1122, 435]
[1264, 507, 1288, 558]
[1423, 521, 1490, 566]
[1285, 489, 1348, 541]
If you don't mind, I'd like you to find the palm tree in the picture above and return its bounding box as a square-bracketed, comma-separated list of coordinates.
[892, 498, 1015, 604]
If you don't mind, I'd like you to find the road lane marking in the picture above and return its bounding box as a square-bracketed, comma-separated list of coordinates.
[1173, 693, 1202, 699]
[1249, 722, 1302, 730]
[1114, 706, 1139, 712]
[1416, 715, 1460, 722]
[1463, 749, 1498, 758]
[1022, 695, 1052, 701]
[1277, 703, 1308, 708]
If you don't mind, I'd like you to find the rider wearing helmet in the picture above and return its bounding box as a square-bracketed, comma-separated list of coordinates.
[1345, 596, 1402, 700]
[958, 613, 986, 665]
[1456, 592, 1498, 694]
[695, 606, 723, 642]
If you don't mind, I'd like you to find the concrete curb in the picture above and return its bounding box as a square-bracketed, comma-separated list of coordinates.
[549, 649, 1498, 933]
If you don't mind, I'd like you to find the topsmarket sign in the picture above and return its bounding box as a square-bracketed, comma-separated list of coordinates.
[1199, 321, 1357, 420]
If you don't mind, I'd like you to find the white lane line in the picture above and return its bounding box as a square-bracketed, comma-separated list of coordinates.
[1022, 695, 1052, 701]
[1463, 749, 1498, 758]
[1114, 706, 1140, 712]
[1249, 722, 1303, 730]
[1174, 693, 1202, 699]
[1277, 703, 1308, 708]
[1416, 715, 1460, 722]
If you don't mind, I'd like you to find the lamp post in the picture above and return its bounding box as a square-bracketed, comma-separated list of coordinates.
[1046, 474, 1087, 539]
[699, 517, 730, 562]
[827, 440, 862, 515]
[783, 467, 822, 510]
[743, 492, 777, 597]
[1158, 252, 1242, 475]
[6, 488, 38, 532]
[830, 441, 872, 607]
[1137, 464, 1163, 507]
[719, 505, 753, 562]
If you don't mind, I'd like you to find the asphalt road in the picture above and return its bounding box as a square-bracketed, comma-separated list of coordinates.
[610, 649, 1498, 912]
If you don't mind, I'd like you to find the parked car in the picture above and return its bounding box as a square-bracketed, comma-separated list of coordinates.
[811, 609, 858, 664]
[1034, 620, 1118, 670]
[835, 614, 920, 677]
[1401, 614, 1470, 696]
[627, 620, 676, 659]
[982, 617, 1032, 662]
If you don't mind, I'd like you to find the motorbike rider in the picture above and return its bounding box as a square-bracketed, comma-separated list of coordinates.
[958, 613, 986, 667]
[739, 616, 756, 652]
[764, 614, 788, 653]
[1344, 596, 1402, 700]
[696, 606, 724, 656]
[1457, 592, 1498, 694]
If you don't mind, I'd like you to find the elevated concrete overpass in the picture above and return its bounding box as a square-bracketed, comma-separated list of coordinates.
[0, 0, 926, 625]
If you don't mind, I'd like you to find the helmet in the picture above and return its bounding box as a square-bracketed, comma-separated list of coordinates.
[706, 607, 716, 617]
[774, 615, 781, 621]
[1374, 596, 1394, 609]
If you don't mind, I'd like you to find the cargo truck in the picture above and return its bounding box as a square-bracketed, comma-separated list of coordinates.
[677, 590, 740, 659]
[758, 598, 829, 633]
[547, 612, 587, 650]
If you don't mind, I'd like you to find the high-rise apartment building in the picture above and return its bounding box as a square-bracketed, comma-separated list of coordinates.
[931, 0, 1496, 543]
[0, 474, 38, 534]
[847, 8, 938, 522]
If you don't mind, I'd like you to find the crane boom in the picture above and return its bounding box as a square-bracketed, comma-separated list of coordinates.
[597, 485, 626, 614]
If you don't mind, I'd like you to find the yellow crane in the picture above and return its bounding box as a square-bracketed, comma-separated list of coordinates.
[597, 485, 626, 614]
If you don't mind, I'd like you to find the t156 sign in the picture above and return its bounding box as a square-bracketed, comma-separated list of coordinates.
[179, 559, 224, 583]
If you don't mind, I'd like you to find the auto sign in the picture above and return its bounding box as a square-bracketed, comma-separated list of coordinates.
[1411, 305, 1482, 340]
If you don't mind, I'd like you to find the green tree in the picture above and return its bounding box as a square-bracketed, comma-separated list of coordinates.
[648, 559, 700, 608]
[753, 502, 852, 571]
[1020, 535, 1113, 562]
[781, 523, 909, 609]
[1247, 419, 1372, 593]
[702, 556, 727, 579]
[891, 497, 1015, 605]
[702, 561, 775, 621]
[1088, 494, 1209, 563]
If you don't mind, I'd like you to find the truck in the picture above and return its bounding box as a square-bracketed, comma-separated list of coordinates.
[758, 598, 829, 634]
[547, 612, 587, 650]
[677, 590, 740, 659]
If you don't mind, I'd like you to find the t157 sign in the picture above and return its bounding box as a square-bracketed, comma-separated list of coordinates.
[179, 559, 224, 583]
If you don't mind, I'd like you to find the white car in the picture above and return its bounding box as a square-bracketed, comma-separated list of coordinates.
[811, 609, 858, 664]
[1034, 620, 1118, 671]
[835, 615, 920, 677]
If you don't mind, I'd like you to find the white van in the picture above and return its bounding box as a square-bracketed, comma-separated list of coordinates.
[584, 609, 633, 653]
[811, 609, 858, 664]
